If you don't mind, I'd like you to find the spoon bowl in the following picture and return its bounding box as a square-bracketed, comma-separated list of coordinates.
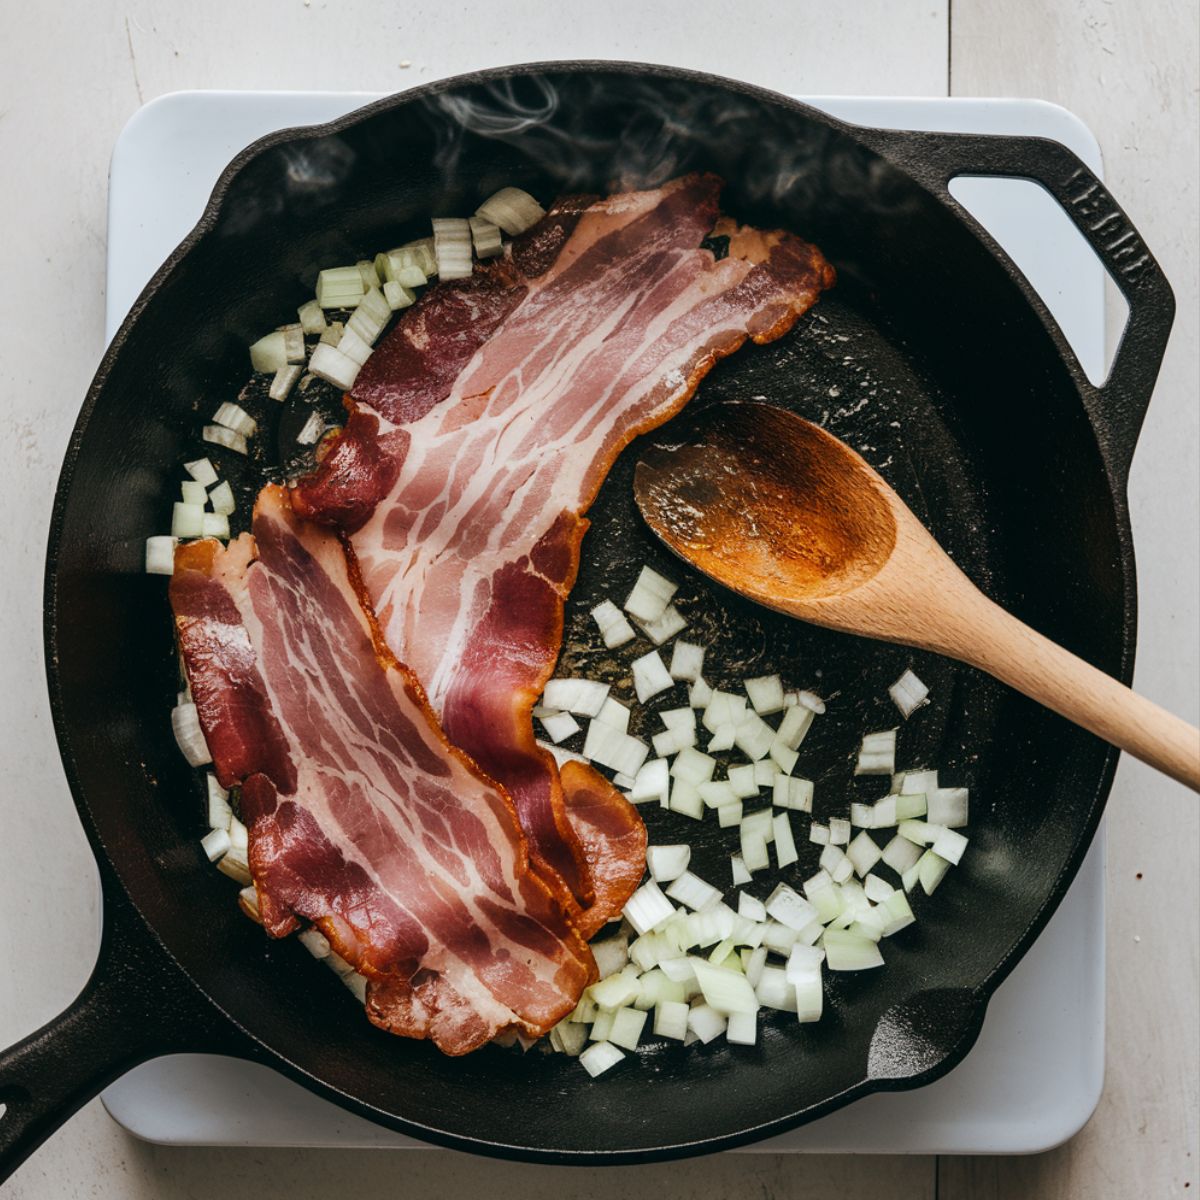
[635, 401, 1200, 791]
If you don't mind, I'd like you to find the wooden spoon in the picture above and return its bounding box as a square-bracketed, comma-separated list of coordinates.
[633, 401, 1200, 791]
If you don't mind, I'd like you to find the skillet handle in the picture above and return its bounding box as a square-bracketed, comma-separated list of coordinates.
[0, 868, 252, 1186]
[857, 127, 1176, 486]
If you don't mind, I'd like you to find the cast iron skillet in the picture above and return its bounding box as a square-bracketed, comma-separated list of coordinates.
[1, 62, 1175, 1178]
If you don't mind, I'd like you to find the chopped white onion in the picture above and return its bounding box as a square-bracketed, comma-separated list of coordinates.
[850, 802, 875, 828]
[591, 599, 636, 648]
[631, 650, 674, 703]
[582, 720, 648, 777]
[171, 502, 204, 539]
[733, 713, 775, 761]
[383, 280, 417, 310]
[755, 966, 797, 1012]
[295, 412, 325, 446]
[927, 786, 969, 828]
[537, 711, 580, 743]
[652, 726, 695, 757]
[773, 775, 813, 812]
[579, 1041, 625, 1077]
[206, 773, 232, 830]
[669, 779, 704, 819]
[249, 330, 288, 373]
[828, 817, 851, 845]
[798, 690, 827, 714]
[543, 678, 610, 717]
[629, 759, 670, 806]
[775, 705, 815, 751]
[717, 800, 744, 828]
[646, 843, 691, 882]
[184, 457, 218, 487]
[468, 216, 503, 259]
[823, 928, 884, 971]
[889, 668, 930, 719]
[769, 740, 800, 774]
[765, 883, 818, 931]
[623, 881, 676, 935]
[180, 480, 207, 507]
[686, 1003, 728, 1043]
[268, 363, 304, 402]
[624, 566, 678, 624]
[688, 677, 714, 708]
[278, 322, 306, 364]
[432, 218, 473, 280]
[898, 819, 940, 846]
[337, 324, 375, 366]
[307, 343, 361, 390]
[653, 999, 690, 1041]
[809, 822, 830, 845]
[319, 321, 344, 347]
[855, 729, 897, 775]
[745, 674, 785, 715]
[727, 764, 759, 798]
[171, 701, 211, 766]
[297, 928, 331, 959]
[596, 697, 631, 731]
[476, 187, 546, 236]
[706, 722, 736, 753]
[608, 1006, 647, 1050]
[201, 513, 230, 540]
[864, 873, 895, 903]
[208, 481, 236, 517]
[740, 830, 770, 873]
[635, 603, 687, 645]
[881, 833, 923, 875]
[697, 779, 736, 809]
[216, 845, 252, 885]
[212, 401, 256, 439]
[201, 827, 231, 862]
[144, 535, 178, 575]
[315, 266, 365, 309]
[846, 831, 883, 877]
[773, 812, 798, 867]
[297, 299, 327, 335]
[872, 795, 898, 828]
[692, 959, 759, 1015]
[668, 640, 706, 682]
[730, 854, 751, 886]
[931, 826, 968, 865]
[665, 871, 722, 911]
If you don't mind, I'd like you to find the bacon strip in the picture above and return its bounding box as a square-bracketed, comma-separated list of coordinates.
[295, 174, 834, 934]
[170, 486, 593, 1054]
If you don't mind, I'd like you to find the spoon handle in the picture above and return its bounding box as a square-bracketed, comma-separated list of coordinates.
[949, 594, 1200, 791]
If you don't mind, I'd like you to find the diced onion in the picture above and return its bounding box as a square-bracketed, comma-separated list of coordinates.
[171, 701, 212, 766]
[717, 801, 744, 827]
[382, 279, 416, 311]
[880, 833, 923, 875]
[754, 966, 797, 1012]
[468, 216, 503, 259]
[249, 330, 288, 373]
[809, 822, 830, 845]
[319, 321, 344, 347]
[596, 697, 631, 731]
[184, 457, 218, 487]
[206, 773, 232, 830]
[668, 779, 704, 820]
[579, 1041, 625, 1077]
[537, 711, 580, 743]
[652, 726, 695, 757]
[608, 1006, 647, 1050]
[476, 187, 545, 236]
[669, 747, 716, 785]
[773, 812, 798, 867]
[432, 217, 473, 280]
[297, 299, 327, 335]
[730, 854, 751, 885]
[646, 844, 690, 882]
[688, 677, 714, 708]
[628, 759, 670, 806]
[297, 928, 331, 959]
[591, 599, 636, 648]
[927, 786, 969, 828]
[624, 566, 677, 624]
[846, 831, 883, 877]
[203, 424, 248, 455]
[775, 705, 815, 751]
[180, 479, 207, 507]
[632, 650, 675, 703]
[212, 402, 257, 439]
[201, 827, 231, 862]
[209, 481, 236, 517]
[635, 604, 687, 646]
[543, 678, 609, 717]
[889, 668, 930, 718]
[855, 729, 897, 775]
[171, 501, 204, 539]
[686, 1003, 728, 1044]
[279, 323, 306, 364]
[931, 826, 968, 865]
[623, 880, 676, 935]
[665, 871, 722, 911]
[582, 720, 649, 777]
[337, 324, 374, 366]
[269, 364, 303, 402]
[828, 817, 851, 845]
[823, 929, 884, 971]
[296, 411, 325, 446]
[765, 883, 818, 931]
[315, 266, 365, 309]
[308, 343, 361, 390]
[733, 713, 775, 762]
[691, 959, 759, 1015]
[201, 512, 230, 540]
[745, 674, 785, 715]
[653, 999, 690, 1040]
[144, 535, 178, 575]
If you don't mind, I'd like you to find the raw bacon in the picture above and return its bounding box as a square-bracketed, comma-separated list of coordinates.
[170, 486, 594, 1054]
[294, 174, 834, 934]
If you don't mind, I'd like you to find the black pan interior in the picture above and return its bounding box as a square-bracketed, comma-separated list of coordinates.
[45, 67, 1121, 1158]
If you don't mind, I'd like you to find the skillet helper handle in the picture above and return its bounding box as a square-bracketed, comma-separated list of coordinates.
[860, 127, 1176, 483]
[0, 874, 249, 1185]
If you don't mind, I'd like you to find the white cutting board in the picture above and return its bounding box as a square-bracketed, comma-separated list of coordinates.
[100, 92, 1107, 1155]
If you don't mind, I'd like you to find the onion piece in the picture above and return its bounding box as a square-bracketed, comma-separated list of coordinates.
[201, 827, 231, 862]
[668, 779, 704, 820]
[863, 873, 895, 903]
[730, 854, 751, 886]
[635, 603, 687, 646]
[582, 720, 648, 777]
[537, 711, 580, 743]
[623, 881, 676, 935]
[717, 800, 744, 828]
[208, 481, 236, 517]
[632, 650, 674, 703]
[579, 1041, 625, 1077]
[765, 883, 818, 931]
[882, 890, 917, 935]
[249, 330, 288, 373]
[652, 726, 696, 757]
[872, 795, 898, 828]
[468, 216, 503, 259]
[733, 713, 775, 761]
[828, 817, 851, 845]
[201, 513, 230, 540]
[895, 791, 928, 820]
[206, 773, 232, 830]
[918, 849, 953, 894]
[755, 966, 797, 1012]
[769, 741, 800, 774]
[355, 259, 381, 290]
[543, 678, 609, 717]
[889, 668, 930, 719]
[269, 364, 303, 402]
[706, 722, 736, 753]
[337, 324, 375, 366]
[307, 342, 361, 390]
[773, 776, 813, 812]
[624, 566, 678, 624]
[171, 701, 212, 766]
[927, 786, 969, 828]
[646, 843, 691, 882]
[653, 999, 690, 1041]
[181, 480, 207, 507]
[319, 321, 344, 347]
[726, 764, 759, 799]
[217, 846, 252, 885]
[850, 803, 875, 828]
[744, 674, 785, 715]
[296, 412, 325, 446]
[931, 826, 968, 865]
[740, 830, 769, 873]
[669, 746, 716, 785]
[629, 759, 670, 806]
[775, 705, 815, 751]
[202, 423, 249, 456]
[688, 677, 714, 708]
[685, 1004, 728, 1044]
[297, 299, 326, 335]
[476, 187, 546, 236]
[590, 599, 636, 648]
[665, 871, 722, 912]
[773, 812, 798, 867]
[608, 1006, 647, 1050]
[880, 833, 923, 875]
[184, 457, 218, 487]
[697, 779, 736, 809]
[145, 535, 178, 575]
[846, 831, 883, 877]
[809, 822, 830, 845]
[855, 729, 897, 776]
[668, 640, 706, 682]
[432, 218, 473, 280]
[823, 928, 884, 971]
[278, 323, 306, 364]
[315, 266, 365, 309]
[596, 697, 631, 731]
[691, 959, 759, 1015]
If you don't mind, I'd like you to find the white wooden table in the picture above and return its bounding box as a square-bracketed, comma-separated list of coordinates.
[0, 2, 1195, 1197]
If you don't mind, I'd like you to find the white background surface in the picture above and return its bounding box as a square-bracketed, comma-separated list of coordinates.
[0, 1, 1195, 1198]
